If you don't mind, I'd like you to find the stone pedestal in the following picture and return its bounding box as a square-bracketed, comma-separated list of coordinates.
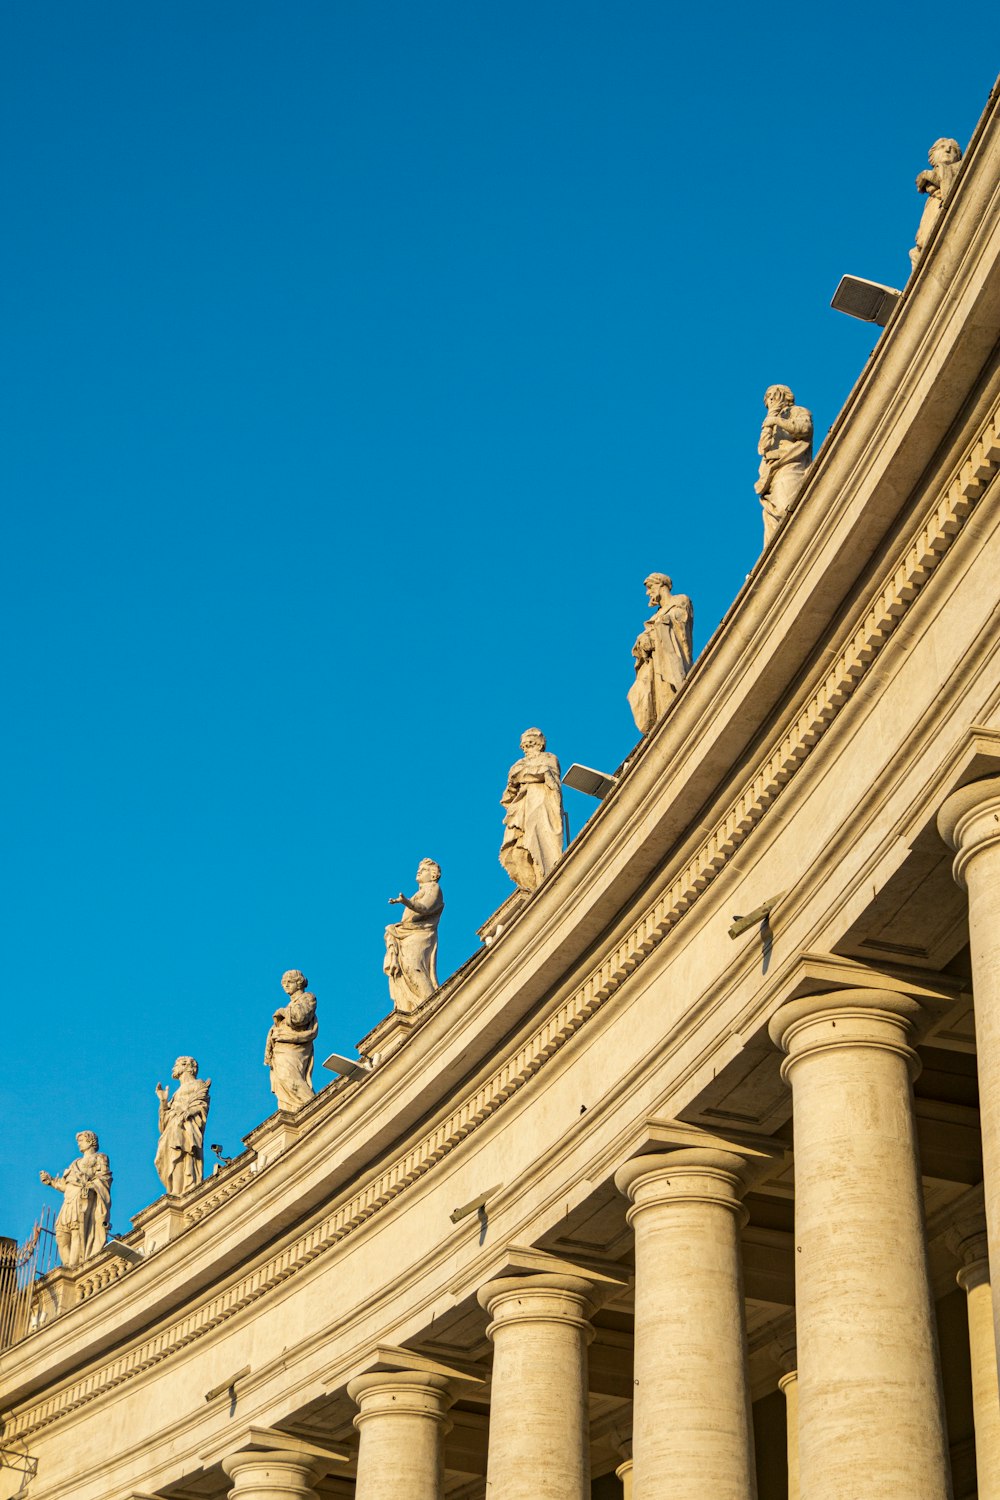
[477, 1272, 595, 1500]
[614, 1150, 758, 1500]
[348, 1370, 454, 1500]
[950, 1216, 1000, 1500]
[939, 774, 1000, 1356]
[769, 987, 950, 1500]
[222, 1450, 328, 1500]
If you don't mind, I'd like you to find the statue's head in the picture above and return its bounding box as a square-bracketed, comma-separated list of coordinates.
[281, 969, 307, 995]
[929, 138, 961, 166]
[520, 727, 546, 753]
[76, 1130, 99, 1152]
[644, 572, 673, 604]
[417, 858, 441, 883]
[172, 1056, 198, 1080]
[764, 384, 794, 411]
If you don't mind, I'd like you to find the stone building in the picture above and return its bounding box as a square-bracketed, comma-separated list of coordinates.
[3, 79, 1000, 1500]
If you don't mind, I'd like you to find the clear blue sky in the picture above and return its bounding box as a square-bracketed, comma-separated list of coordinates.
[2, 4, 995, 1242]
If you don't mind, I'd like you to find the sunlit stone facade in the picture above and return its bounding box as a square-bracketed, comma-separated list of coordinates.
[3, 81, 1000, 1500]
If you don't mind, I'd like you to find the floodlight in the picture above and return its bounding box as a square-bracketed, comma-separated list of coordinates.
[322, 1051, 373, 1081]
[563, 763, 617, 799]
[831, 275, 901, 327]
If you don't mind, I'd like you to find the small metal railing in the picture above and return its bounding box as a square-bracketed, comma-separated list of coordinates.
[0, 1207, 58, 1352]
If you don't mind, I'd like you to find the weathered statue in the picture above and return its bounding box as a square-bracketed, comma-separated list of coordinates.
[910, 138, 963, 270]
[384, 859, 444, 1013]
[754, 385, 813, 545]
[154, 1056, 211, 1196]
[499, 728, 564, 892]
[39, 1131, 112, 1268]
[628, 573, 694, 734]
[264, 970, 318, 1113]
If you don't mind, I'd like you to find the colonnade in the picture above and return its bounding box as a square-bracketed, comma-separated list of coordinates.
[216, 776, 1000, 1500]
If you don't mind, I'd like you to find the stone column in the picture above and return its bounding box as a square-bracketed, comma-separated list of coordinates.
[615, 1449, 634, 1500]
[950, 1215, 1000, 1500]
[222, 1449, 329, 1500]
[614, 1149, 758, 1500]
[348, 1369, 454, 1500]
[769, 987, 950, 1500]
[477, 1271, 595, 1500]
[939, 775, 1000, 1349]
[777, 1368, 799, 1500]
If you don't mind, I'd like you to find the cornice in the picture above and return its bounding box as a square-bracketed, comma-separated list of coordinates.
[4, 390, 998, 1449]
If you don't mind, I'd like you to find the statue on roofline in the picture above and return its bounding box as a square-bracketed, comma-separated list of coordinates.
[628, 573, 694, 734]
[384, 859, 444, 1014]
[754, 385, 813, 546]
[499, 728, 564, 892]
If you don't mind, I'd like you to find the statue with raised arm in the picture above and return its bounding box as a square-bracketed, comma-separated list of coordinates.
[754, 385, 813, 546]
[628, 573, 694, 734]
[264, 970, 318, 1113]
[384, 859, 444, 1013]
[499, 728, 564, 891]
[154, 1056, 211, 1195]
[39, 1131, 112, 1268]
[910, 137, 963, 270]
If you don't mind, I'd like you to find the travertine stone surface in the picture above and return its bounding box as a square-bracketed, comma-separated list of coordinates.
[349, 1370, 454, 1500]
[154, 1057, 210, 1196]
[615, 1150, 758, 1500]
[264, 971, 318, 1113]
[478, 1272, 595, 1500]
[910, 138, 963, 269]
[950, 1214, 1000, 1500]
[499, 728, 564, 891]
[754, 385, 813, 545]
[939, 776, 1000, 1358]
[769, 988, 950, 1500]
[627, 573, 693, 733]
[384, 860, 444, 1013]
[615, 1442, 634, 1500]
[221, 1449, 328, 1500]
[39, 1131, 111, 1269]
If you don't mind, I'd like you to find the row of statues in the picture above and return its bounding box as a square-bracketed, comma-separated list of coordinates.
[35, 133, 965, 1274]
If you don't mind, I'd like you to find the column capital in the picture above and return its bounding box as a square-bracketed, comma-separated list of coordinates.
[947, 1208, 991, 1293]
[768, 986, 924, 1081]
[477, 1270, 599, 1341]
[614, 1138, 780, 1225]
[348, 1367, 456, 1419]
[221, 1449, 332, 1495]
[937, 774, 1000, 887]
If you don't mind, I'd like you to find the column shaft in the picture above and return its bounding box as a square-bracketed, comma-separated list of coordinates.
[769, 988, 950, 1500]
[957, 1256, 1000, 1500]
[778, 1370, 799, 1500]
[478, 1273, 594, 1500]
[615, 1150, 757, 1500]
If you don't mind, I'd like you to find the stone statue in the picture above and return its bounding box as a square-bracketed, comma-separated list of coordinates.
[39, 1131, 112, 1268]
[910, 138, 963, 270]
[264, 970, 318, 1113]
[499, 728, 564, 892]
[754, 385, 813, 545]
[628, 573, 694, 734]
[154, 1056, 211, 1196]
[384, 859, 444, 1013]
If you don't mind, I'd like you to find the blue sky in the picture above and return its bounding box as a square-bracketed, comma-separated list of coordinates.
[2, 4, 995, 1243]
